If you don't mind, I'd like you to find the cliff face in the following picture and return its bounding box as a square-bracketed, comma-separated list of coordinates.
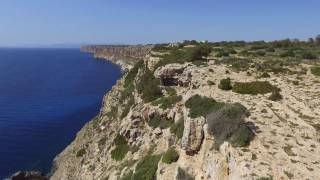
[51, 44, 320, 180]
[81, 45, 153, 71]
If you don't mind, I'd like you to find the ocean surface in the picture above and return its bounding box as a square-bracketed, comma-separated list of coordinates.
[0, 48, 121, 179]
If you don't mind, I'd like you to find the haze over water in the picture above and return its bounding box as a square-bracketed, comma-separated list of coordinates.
[0, 48, 121, 179]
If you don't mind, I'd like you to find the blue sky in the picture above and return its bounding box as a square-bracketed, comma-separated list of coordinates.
[0, 0, 319, 47]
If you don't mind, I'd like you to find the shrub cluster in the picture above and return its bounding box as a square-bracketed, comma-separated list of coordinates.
[176, 167, 194, 180]
[76, 148, 86, 157]
[111, 134, 129, 161]
[218, 78, 232, 90]
[206, 103, 253, 148]
[302, 52, 317, 60]
[185, 95, 224, 118]
[215, 57, 252, 72]
[132, 154, 161, 180]
[148, 113, 174, 129]
[311, 66, 320, 76]
[268, 89, 283, 101]
[162, 148, 179, 164]
[152, 95, 182, 109]
[170, 118, 184, 139]
[232, 81, 276, 95]
[136, 68, 162, 102]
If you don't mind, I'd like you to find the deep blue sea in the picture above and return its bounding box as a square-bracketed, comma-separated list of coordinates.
[0, 48, 121, 179]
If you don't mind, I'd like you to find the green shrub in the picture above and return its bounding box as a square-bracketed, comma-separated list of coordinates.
[255, 50, 266, 56]
[111, 134, 129, 161]
[280, 50, 295, 57]
[76, 148, 86, 157]
[152, 95, 182, 109]
[148, 113, 174, 129]
[124, 60, 144, 88]
[121, 170, 133, 180]
[162, 148, 179, 164]
[170, 118, 184, 139]
[311, 66, 320, 76]
[164, 87, 177, 96]
[206, 103, 253, 148]
[215, 57, 252, 71]
[218, 78, 232, 90]
[233, 81, 276, 95]
[260, 72, 270, 78]
[302, 52, 317, 59]
[133, 154, 161, 180]
[268, 89, 282, 101]
[185, 95, 224, 118]
[107, 106, 118, 120]
[136, 68, 162, 102]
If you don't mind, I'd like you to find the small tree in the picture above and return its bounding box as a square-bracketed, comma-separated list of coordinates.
[316, 35, 320, 45]
[218, 78, 232, 90]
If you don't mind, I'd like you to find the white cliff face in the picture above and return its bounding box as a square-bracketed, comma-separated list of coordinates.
[51, 47, 320, 180]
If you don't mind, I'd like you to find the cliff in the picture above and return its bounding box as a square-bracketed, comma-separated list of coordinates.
[51, 43, 320, 180]
[81, 45, 153, 71]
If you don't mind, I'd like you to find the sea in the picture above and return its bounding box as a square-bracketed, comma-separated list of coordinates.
[0, 48, 121, 179]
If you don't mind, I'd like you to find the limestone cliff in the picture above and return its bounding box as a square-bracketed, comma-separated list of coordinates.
[81, 45, 153, 71]
[51, 44, 320, 180]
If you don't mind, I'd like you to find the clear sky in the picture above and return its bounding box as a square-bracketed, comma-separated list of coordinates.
[0, 0, 319, 47]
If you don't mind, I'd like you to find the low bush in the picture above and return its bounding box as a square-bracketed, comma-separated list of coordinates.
[111, 134, 129, 161]
[302, 52, 317, 60]
[206, 103, 253, 148]
[268, 89, 282, 101]
[280, 50, 295, 57]
[170, 118, 184, 139]
[152, 95, 182, 109]
[164, 87, 177, 96]
[218, 78, 232, 90]
[260, 72, 270, 78]
[233, 81, 276, 95]
[76, 148, 86, 157]
[162, 148, 179, 164]
[311, 66, 320, 76]
[98, 137, 107, 147]
[124, 60, 144, 88]
[215, 57, 252, 71]
[185, 95, 224, 118]
[148, 113, 174, 129]
[133, 154, 161, 180]
[136, 68, 162, 102]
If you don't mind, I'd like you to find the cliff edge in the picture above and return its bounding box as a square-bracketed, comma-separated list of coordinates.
[51, 42, 320, 180]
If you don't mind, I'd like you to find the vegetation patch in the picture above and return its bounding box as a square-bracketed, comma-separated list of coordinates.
[268, 89, 283, 101]
[170, 118, 184, 139]
[185, 95, 224, 118]
[132, 154, 161, 180]
[215, 57, 252, 71]
[176, 167, 194, 180]
[218, 77, 232, 90]
[111, 134, 130, 161]
[154, 43, 212, 70]
[311, 66, 320, 76]
[152, 95, 182, 109]
[162, 148, 179, 164]
[136, 68, 162, 102]
[124, 60, 144, 88]
[121, 95, 135, 119]
[76, 148, 86, 157]
[148, 113, 174, 129]
[206, 103, 253, 148]
[233, 81, 276, 95]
